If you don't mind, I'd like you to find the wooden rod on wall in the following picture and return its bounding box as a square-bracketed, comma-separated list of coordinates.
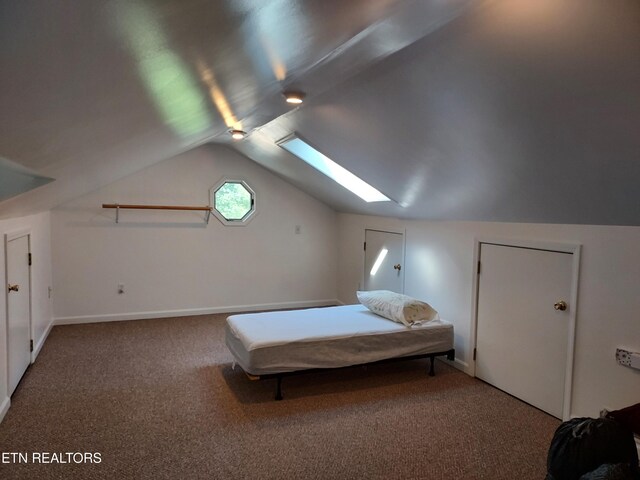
[102, 204, 211, 211]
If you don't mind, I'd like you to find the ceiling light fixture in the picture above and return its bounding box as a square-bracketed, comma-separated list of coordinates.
[230, 129, 246, 140]
[283, 91, 305, 104]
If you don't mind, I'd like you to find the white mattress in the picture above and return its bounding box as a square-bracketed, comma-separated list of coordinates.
[225, 304, 454, 375]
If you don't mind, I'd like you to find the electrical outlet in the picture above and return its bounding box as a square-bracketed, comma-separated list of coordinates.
[118, 284, 125, 294]
[616, 347, 640, 369]
[48, 286, 52, 299]
[295, 225, 301, 235]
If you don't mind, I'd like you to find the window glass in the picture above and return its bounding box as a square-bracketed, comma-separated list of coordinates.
[211, 179, 256, 225]
[278, 135, 390, 203]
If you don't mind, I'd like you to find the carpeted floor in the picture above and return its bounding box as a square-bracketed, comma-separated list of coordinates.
[0, 314, 559, 479]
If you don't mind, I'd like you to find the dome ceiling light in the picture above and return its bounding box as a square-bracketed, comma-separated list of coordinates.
[229, 129, 246, 140]
[283, 91, 305, 104]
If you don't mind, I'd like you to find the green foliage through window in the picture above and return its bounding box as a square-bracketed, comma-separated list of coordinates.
[214, 182, 252, 221]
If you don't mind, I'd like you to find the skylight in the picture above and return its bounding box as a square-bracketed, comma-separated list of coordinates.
[278, 135, 391, 202]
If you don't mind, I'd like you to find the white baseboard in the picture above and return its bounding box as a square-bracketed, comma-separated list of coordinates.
[32, 319, 54, 362]
[442, 357, 471, 375]
[53, 299, 340, 325]
[0, 396, 10, 424]
[454, 358, 471, 374]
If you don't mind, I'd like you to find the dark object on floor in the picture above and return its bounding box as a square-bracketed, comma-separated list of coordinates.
[579, 463, 637, 480]
[607, 403, 640, 437]
[546, 417, 639, 480]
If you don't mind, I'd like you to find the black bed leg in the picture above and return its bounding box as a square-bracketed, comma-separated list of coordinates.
[447, 349, 455, 361]
[275, 375, 283, 401]
[429, 356, 435, 376]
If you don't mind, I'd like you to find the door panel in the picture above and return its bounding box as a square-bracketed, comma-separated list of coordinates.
[364, 230, 404, 292]
[476, 243, 572, 418]
[7, 234, 31, 395]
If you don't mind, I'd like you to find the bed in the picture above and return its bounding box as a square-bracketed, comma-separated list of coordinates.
[225, 304, 455, 399]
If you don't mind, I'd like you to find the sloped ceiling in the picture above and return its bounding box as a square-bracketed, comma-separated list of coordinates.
[0, 156, 53, 203]
[1, 0, 639, 225]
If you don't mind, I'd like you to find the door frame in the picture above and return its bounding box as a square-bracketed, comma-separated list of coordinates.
[362, 228, 406, 293]
[4, 228, 33, 395]
[470, 237, 581, 420]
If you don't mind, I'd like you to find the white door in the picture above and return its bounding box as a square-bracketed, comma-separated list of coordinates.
[475, 243, 573, 418]
[364, 229, 404, 292]
[6, 233, 32, 395]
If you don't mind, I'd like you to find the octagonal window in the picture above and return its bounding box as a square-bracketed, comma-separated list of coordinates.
[210, 179, 256, 225]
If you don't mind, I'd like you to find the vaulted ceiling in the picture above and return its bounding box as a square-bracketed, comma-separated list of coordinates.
[1, 0, 639, 224]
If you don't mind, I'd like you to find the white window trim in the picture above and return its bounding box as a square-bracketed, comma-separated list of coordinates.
[209, 178, 257, 226]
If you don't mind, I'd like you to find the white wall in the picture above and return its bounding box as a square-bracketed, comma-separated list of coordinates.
[337, 213, 640, 418]
[0, 211, 54, 420]
[51, 144, 337, 322]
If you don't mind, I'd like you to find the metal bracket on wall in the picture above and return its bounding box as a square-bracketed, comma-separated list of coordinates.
[103, 204, 213, 225]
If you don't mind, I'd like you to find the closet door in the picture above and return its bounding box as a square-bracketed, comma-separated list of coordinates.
[6, 233, 32, 395]
[364, 229, 404, 293]
[476, 243, 573, 418]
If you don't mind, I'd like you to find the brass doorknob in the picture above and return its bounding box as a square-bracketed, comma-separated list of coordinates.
[393, 264, 402, 271]
[8, 284, 19, 293]
[554, 301, 567, 311]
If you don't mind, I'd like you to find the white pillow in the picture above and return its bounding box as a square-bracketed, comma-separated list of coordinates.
[357, 290, 439, 327]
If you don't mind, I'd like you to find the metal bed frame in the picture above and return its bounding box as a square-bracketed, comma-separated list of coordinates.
[247, 348, 455, 400]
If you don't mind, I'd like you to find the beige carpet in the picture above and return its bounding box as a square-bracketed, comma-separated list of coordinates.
[0, 314, 559, 479]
